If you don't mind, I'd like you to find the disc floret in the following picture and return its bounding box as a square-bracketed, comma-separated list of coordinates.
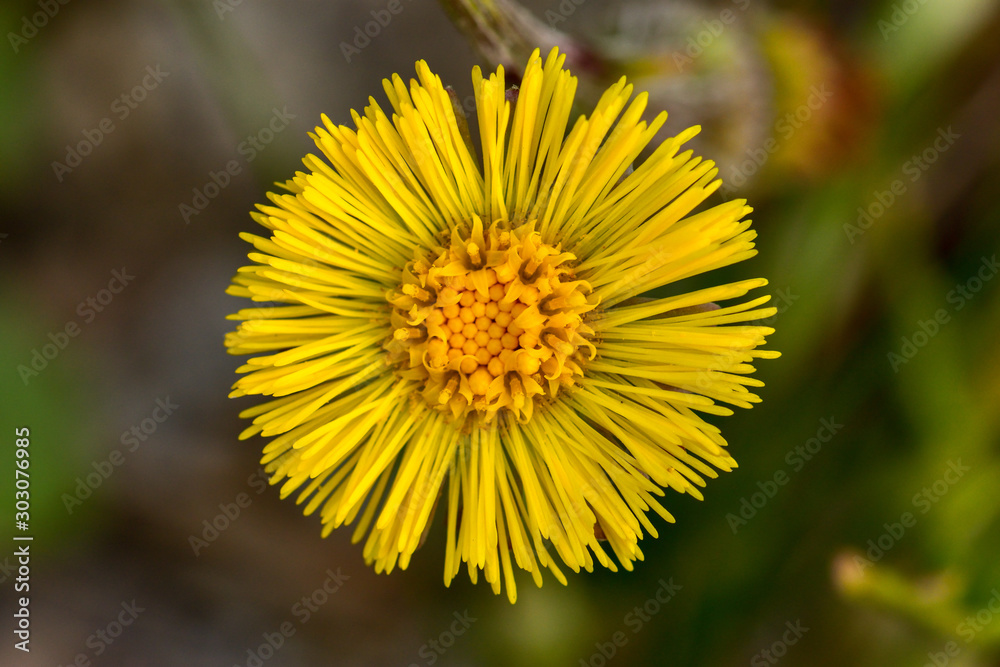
[387, 218, 597, 424]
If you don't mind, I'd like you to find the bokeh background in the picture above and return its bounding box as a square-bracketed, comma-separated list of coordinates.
[2, 0, 1000, 665]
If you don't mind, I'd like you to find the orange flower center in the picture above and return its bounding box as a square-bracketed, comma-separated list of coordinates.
[386, 219, 597, 424]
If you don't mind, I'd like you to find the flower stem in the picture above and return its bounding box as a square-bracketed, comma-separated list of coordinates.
[436, 0, 603, 80]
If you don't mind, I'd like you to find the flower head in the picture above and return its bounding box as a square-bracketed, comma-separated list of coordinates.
[225, 48, 778, 602]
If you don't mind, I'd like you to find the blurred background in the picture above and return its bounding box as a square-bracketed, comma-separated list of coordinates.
[2, 0, 999, 664]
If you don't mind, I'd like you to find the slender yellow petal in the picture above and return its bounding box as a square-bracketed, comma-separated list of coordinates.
[225, 48, 777, 602]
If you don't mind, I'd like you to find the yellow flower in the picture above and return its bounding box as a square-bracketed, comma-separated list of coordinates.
[225, 47, 778, 602]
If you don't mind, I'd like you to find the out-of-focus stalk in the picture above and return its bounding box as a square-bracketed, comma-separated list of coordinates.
[436, 0, 602, 80]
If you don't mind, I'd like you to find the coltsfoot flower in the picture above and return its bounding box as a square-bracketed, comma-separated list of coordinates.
[225, 47, 778, 602]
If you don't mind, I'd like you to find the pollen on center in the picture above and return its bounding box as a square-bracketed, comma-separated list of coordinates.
[386, 218, 598, 425]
